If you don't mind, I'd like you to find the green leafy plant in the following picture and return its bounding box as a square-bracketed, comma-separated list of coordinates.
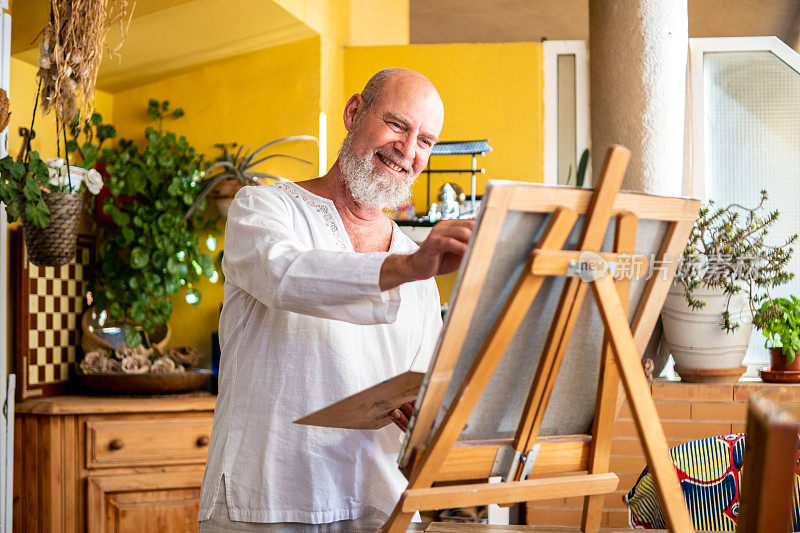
[675, 190, 797, 332]
[147, 98, 184, 131]
[753, 296, 800, 364]
[66, 111, 117, 169]
[564, 148, 589, 188]
[91, 99, 217, 346]
[0, 151, 53, 228]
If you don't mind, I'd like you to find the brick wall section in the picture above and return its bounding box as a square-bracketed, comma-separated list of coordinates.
[525, 380, 800, 528]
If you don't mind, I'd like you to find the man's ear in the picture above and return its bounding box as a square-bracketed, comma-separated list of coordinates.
[343, 94, 363, 131]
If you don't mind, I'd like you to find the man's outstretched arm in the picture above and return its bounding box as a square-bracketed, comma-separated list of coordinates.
[379, 219, 474, 291]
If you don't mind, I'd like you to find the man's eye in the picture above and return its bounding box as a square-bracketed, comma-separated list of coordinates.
[420, 139, 432, 148]
[388, 122, 402, 130]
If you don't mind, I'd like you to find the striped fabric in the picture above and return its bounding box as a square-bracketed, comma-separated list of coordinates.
[623, 434, 800, 530]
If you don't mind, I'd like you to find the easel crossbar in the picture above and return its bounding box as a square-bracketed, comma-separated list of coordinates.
[402, 473, 619, 512]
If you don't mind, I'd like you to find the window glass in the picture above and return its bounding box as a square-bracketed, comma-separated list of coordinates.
[704, 50, 800, 363]
[557, 54, 577, 185]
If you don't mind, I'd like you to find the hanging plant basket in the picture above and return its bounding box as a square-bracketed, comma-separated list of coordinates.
[21, 191, 83, 267]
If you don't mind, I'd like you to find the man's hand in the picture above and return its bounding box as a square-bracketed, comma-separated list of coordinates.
[380, 219, 474, 291]
[390, 401, 415, 432]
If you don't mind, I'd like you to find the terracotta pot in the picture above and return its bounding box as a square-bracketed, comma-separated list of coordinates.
[770, 347, 800, 372]
[210, 179, 245, 218]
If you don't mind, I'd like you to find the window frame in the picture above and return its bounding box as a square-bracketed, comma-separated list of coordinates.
[0, 8, 13, 533]
[542, 40, 590, 187]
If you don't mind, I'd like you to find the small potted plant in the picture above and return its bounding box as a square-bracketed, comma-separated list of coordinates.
[753, 296, 800, 382]
[0, 149, 103, 266]
[185, 135, 317, 219]
[661, 190, 797, 382]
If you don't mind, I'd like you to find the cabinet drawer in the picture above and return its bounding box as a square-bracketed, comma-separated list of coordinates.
[85, 413, 213, 469]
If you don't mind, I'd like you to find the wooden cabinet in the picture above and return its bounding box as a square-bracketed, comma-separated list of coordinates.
[14, 394, 215, 533]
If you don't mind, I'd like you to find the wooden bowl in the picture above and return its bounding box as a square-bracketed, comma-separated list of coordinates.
[75, 368, 211, 395]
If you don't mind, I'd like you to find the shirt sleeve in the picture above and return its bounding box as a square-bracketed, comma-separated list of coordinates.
[409, 279, 443, 372]
[222, 186, 400, 325]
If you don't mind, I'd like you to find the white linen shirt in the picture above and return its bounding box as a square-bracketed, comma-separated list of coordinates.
[198, 182, 442, 524]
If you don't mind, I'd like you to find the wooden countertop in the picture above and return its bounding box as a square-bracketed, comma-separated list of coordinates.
[15, 393, 216, 415]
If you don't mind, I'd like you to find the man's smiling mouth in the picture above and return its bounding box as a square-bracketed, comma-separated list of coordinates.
[377, 153, 407, 174]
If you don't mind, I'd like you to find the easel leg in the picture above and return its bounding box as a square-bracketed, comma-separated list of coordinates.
[592, 275, 694, 532]
[581, 344, 620, 533]
[382, 498, 414, 533]
[582, 213, 636, 532]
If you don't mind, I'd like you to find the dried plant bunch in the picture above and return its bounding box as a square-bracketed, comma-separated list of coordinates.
[80, 345, 202, 374]
[38, 0, 133, 123]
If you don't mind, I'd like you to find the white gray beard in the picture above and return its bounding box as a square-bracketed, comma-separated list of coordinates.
[339, 132, 415, 209]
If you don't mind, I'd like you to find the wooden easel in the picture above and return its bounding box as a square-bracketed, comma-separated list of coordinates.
[383, 145, 700, 532]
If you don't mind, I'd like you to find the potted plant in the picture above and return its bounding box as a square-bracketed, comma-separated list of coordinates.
[185, 135, 317, 219]
[753, 296, 800, 382]
[1, 0, 131, 266]
[79, 99, 218, 348]
[0, 149, 103, 266]
[661, 190, 797, 382]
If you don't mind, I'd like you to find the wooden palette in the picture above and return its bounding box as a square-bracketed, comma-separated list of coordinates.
[294, 370, 425, 430]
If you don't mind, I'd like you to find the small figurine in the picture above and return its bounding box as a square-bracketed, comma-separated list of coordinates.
[427, 202, 442, 222]
[439, 183, 460, 220]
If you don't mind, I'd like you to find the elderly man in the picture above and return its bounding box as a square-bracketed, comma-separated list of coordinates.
[198, 68, 473, 531]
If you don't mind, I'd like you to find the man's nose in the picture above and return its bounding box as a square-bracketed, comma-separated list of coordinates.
[394, 135, 415, 162]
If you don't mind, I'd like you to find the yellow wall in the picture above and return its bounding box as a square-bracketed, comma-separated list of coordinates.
[274, 0, 411, 169]
[344, 43, 544, 302]
[110, 37, 322, 361]
[344, 43, 544, 212]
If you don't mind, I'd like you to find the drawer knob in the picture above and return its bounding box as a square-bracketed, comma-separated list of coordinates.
[197, 435, 210, 447]
[109, 439, 124, 450]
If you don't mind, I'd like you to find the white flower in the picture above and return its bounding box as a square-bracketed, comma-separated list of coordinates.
[84, 168, 103, 195]
[47, 164, 87, 193]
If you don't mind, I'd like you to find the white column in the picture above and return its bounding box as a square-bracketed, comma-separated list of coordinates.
[589, 0, 688, 195]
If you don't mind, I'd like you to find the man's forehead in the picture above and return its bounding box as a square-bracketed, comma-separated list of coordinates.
[373, 74, 444, 134]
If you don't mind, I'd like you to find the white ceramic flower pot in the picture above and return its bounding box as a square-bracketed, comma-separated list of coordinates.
[661, 284, 753, 381]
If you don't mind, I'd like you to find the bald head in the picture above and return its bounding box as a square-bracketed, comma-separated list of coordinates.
[358, 68, 443, 119]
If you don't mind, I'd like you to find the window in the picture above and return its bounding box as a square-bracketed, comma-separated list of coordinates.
[688, 37, 800, 365]
[543, 40, 590, 187]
